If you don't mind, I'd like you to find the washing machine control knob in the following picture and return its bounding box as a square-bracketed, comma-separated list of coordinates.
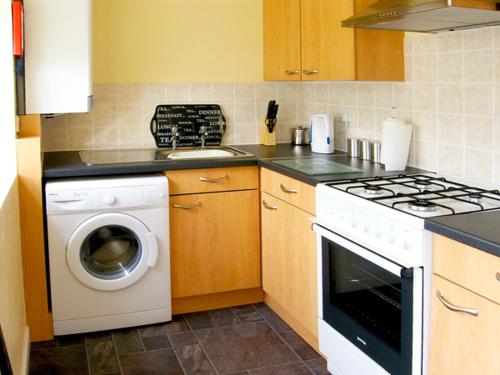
[102, 194, 116, 205]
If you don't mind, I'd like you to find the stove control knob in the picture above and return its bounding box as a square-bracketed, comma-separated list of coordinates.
[102, 194, 116, 205]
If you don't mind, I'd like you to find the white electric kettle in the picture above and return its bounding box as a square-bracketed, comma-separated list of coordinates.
[310, 114, 334, 154]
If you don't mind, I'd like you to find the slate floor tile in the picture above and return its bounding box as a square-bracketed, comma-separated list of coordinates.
[142, 335, 171, 351]
[29, 345, 88, 375]
[57, 333, 85, 346]
[304, 357, 332, 375]
[168, 331, 198, 348]
[30, 340, 57, 351]
[279, 330, 320, 360]
[231, 305, 263, 323]
[198, 321, 299, 373]
[174, 344, 216, 374]
[184, 308, 238, 329]
[138, 315, 189, 337]
[119, 349, 184, 375]
[112, 328, 143, 354]
[248, 362, 312, 375]
[87, 341, 120, 375]
[85, 331, 113, 344]
[253, 304, 292, 333]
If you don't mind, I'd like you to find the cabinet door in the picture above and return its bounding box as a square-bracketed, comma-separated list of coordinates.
[301, 0, 355, 80]
[354, 0, 404, 81]
[261, 192, 318, 338]
[263, 0, 302, 81]
[170, 190, 260, 298]
[429, 275, 500, 375]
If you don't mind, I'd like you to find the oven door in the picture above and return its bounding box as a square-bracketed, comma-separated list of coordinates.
[315, 224, 422, 375]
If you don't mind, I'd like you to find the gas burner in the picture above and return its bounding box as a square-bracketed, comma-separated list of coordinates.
[363, 185, 383, 196]
[414, 180, 432, 189]
[469, 193, 482, 204]
[408, 200, 437, 213]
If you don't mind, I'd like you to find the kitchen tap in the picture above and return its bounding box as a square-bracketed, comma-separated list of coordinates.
[171, 125, 179, 150]
[200, 126, 209, 149]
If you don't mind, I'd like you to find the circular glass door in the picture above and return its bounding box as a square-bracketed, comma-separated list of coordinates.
[80, 225, 142, 280]
[67, 213, 157, 291]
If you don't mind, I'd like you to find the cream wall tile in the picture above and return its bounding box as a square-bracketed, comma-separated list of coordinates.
[68, 127, 94, 150]
[414, 141, 438, 170]
[118, 127, 143, 148]
[414, 34, 437, 54]
[301, 81, 316, 102]
[256, 82, 276, 102]
[465, 149, 493, 185]
[315, 82, 329, 103]
[341, 82, 357, 106]
[438, 84, 463, 113]
[495, 152, 500, 186]
[464, 51, 493, 82]
[438, 52, 463, 82]
[438, 114, 464, 146]
[414, 111, 437, 141]
[464, 84, 494, 116]
[373, 83, 393, 108]
[415, 83, 438, 112]
[116, 84, 142, 105]
[91, 104, 118, 127]
[190, 83, 212, 103]
[495, 118, 500, 149]
[358, 107, 375, 133]
[278, 102, 297, 123]
[414, 54, 437, 82]
[211, 83, 234, 102]
[464, 116, 493, 151]
[166, 83, 190, 103]
[464, 28, 493, 50]
[43, 126, 69, 151]
[437, 31, 463, 52]
[93, 84, 118, 105]
[276, 82, 299, 102]
[358, 83, 374, 106]
[439, 144, 464, 177]
[235, 123, 257, 144]
[329, 82, 342, 105]
[393, 83, 414, 111]
[404, 35, 414, 56]
[117, 104, 142, 127]
[235, 103, 256, 124]
[94, 126, 118, 149]
[142, 84, 165, 104]
[234, 83, 256, 103]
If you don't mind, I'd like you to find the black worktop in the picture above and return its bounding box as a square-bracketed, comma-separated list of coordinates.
[425, 211, 500, 257]
[43, 144, 425, 185]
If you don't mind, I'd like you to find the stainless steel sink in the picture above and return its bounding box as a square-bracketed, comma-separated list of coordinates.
[79, 146, 254, 166]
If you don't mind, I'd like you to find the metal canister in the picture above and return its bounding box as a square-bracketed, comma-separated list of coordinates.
[347, 138, 361, 158]
[370, 141, 382, 163]
[360, 139, 372, 160]
[291, 124, 310, 145]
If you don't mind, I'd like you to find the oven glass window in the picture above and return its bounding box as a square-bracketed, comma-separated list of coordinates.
[328, 242, 403, 351]
[80, 225, 142, 280]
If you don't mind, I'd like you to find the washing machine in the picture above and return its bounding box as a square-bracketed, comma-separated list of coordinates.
[45, 174, 171, 335]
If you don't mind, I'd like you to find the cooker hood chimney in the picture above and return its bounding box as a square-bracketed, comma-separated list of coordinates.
[343, 0, 500, 33]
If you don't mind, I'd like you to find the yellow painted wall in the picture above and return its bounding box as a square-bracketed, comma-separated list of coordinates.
[0, 180, 28, 375]
[94, 0, 263, 84]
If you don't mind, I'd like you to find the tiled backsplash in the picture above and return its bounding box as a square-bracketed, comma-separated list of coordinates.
[42, 28, 500, 187]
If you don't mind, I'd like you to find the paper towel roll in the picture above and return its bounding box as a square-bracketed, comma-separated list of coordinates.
[381, 119, 413, 171]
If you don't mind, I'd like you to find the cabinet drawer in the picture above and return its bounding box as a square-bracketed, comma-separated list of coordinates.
[165, 166, 259, 195]
[433, 235, 500, 304]
[260, 168, 315, 215]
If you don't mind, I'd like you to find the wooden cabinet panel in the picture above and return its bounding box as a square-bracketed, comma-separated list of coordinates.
[301, 0, 355, 80]
[261, 192, 318, 340]
[433, 235, 500, 305]
[354, 0, 404, 81]
[260, 168, 316, 215]
[165, 166, 258, 195]
[263, 0, 302, 81]
[429, 275, 500, 375]
[170, 190, 260, 298]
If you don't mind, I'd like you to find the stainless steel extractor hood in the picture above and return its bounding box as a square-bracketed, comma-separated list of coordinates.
[342, 0, 500, 33]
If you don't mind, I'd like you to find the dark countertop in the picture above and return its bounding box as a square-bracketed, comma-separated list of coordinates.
[425, 211, 500, 257]
[43, 144, 425, 185]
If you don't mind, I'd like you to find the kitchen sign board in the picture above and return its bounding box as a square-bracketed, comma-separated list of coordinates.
[150, 104, 226, 148]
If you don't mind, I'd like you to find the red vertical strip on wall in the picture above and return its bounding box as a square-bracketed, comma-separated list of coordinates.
[12, 1, 23, 56]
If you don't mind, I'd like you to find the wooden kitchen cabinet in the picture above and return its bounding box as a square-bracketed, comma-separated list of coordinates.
[263, 0, 404, 81]
[166, 166, 261, 313]
[429, 275, 500, 375]
[429, 235, 500, 374]
[260, 170, 318, 349]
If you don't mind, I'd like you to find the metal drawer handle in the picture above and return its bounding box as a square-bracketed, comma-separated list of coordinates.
[496, 272, 500, 282]
[303, 69, 319, 75]
[280, 183, 298, 194]
[199, 175, 229, 183]
[436, 290, 478, 317]
[285, 69, 300, 75]
[262, 200, 278, 210]
[172, 202, 201, 209]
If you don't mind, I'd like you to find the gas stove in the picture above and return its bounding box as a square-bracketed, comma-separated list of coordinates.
[314, 173, 499, 375]
[323, 174, 500, 218]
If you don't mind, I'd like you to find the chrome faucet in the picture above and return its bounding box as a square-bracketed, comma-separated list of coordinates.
[171, 125, 179, 150]
[200, 126, 209, 149]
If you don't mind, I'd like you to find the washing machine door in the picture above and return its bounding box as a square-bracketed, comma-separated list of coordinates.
[66, 212, 159, 291]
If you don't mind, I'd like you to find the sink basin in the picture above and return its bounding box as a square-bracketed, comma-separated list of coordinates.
[167, 149, 235, 160]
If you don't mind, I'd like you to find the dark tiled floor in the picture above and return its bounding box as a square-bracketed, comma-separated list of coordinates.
[29, 304, 331, 375]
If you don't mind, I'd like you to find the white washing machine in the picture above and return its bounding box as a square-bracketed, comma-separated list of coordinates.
[45, 174, 171, 335]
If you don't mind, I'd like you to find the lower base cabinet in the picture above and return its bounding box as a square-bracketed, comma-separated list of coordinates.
[170, 189, 261, 299]
[261, 192, 317, 343]
[429, 275, 500, 374]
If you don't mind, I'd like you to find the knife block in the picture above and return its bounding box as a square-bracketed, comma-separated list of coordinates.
[260, 120, 276, 146]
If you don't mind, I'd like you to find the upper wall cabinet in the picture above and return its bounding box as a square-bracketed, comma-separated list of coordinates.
[263, 0, 404, 81]
[23, 0, 93, 114]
